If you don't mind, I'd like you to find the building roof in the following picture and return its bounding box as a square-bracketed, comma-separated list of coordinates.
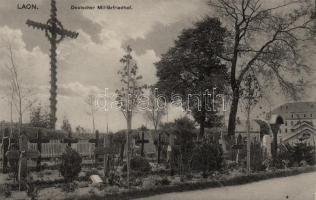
[235, 119, 260, 133]
[283, 120, 316, 142]
[271, 101, 316, 114]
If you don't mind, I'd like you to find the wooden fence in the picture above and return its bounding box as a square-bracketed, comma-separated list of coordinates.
[28, 140, 95, 158]
[0, 141, 95, 160]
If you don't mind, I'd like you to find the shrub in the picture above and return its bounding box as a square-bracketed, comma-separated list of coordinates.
[0, 184, 11, 198]
[123, 156, 151, 173]
[59, 146, 82, 183]
[62, 182, 78, 193]
[108, 172, 121, 186]
[131, 156, 151, 172]
[26, 181, 38, 200]
[156, 177, 170, 186]
[291, 143, 315, 165]
[191, 142, 223, 173]
[7, 150, 19, 181]
[277, 142, 316, 167]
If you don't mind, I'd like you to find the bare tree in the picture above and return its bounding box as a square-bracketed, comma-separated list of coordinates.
[143, 87, 167, 163]
[1, 91, 14, 137]
[208, 0, 314, 136]
[85, 94, 97, 134]
[3, 43, 36, 134]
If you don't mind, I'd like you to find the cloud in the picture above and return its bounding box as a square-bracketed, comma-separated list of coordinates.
[0, 26, 50, 92]
[123, 20, 194, 56]
[82, 0, 210, 40]
[0, 0, 102, 53]
[134, 50, 160, 85]
[0, 0, 315, 132]
[59, 82, 101, 97]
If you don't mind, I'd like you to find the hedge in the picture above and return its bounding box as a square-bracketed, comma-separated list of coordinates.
[66, 166, 315, 200]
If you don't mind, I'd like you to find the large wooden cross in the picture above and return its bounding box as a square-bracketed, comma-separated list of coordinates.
[26, 0, 79, 129]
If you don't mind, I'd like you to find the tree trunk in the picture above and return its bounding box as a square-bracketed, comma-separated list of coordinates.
[198, 94, 206, 140]
[157, 129, 161, 163]
[199, 120, 205, 141]
[37, 130, 42, 172]
[141, 131, 145, 157]
[120, 143, 125, 163]
[92, 111, 95, 135]
[18, 96, 22, 137]
[126, 111, 132, 189]
[270, 124, 280, 161]
[227, 88, 240, 137]
[246, 106, 251, 174]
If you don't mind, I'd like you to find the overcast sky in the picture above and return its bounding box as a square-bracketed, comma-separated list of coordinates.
[0, 0, 315, 132]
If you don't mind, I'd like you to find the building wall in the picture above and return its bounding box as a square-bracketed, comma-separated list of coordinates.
[285, 133, 316, 146]
[270, 102, 316, 142]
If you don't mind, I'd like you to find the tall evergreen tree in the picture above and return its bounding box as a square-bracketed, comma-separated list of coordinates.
[155, 17, 228, 139]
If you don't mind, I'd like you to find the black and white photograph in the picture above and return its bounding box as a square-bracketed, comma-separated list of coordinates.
[0, 0, 315, 199]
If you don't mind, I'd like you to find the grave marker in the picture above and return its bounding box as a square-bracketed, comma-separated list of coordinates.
[18, 134, 40, 190]
[1, 128, 10, 173]
[136, 131, 149, 157]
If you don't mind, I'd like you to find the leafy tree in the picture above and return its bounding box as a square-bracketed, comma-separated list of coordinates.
[113, 130, 127, 163]
[170, 117, 197, 175]
[85, 94, 97, 134]
[208, 0, 313, 136]
[61, 116, 72, 146]
[155, 17, 228, 139]
[29, 104, 50, 128]
[74, 125, 87, 136]
[115, 45, 146, 187]
[61, 116, 72, 134]
[239, 73, 261, 172]
[59, 146, 82, 183]
[143, 87, 167, 163]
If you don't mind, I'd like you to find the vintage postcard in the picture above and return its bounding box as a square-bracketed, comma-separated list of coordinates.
[0, 0, 315, 199]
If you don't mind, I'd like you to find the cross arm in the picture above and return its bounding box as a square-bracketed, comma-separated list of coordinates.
[26, 19, 79, 39]
[57, 28, 79, 39]
[26, 19, 50, 31]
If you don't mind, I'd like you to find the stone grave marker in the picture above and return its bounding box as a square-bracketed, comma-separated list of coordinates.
[90, 174, 103, 189]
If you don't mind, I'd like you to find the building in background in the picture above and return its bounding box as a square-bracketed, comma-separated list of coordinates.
[270, 102, 316, 146]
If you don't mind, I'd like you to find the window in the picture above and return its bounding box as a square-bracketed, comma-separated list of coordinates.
[285, 121, 288, 126]
[304, 114, 306, 118]
[285, 129, 287, 133]
[291, 121, 294, 126]
[311, 114, 313, 118]
[291, 114, 294, 118]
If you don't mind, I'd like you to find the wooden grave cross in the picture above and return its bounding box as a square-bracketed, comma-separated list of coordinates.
[136, 131, 149, 157]
[18, 134, 40, 190]
[94, 146, 116, 177]
[29, 130, 49, 171]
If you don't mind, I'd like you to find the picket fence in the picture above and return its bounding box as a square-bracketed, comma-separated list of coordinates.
[27, 140, 95, 158]
[0, 141, 95, 159]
